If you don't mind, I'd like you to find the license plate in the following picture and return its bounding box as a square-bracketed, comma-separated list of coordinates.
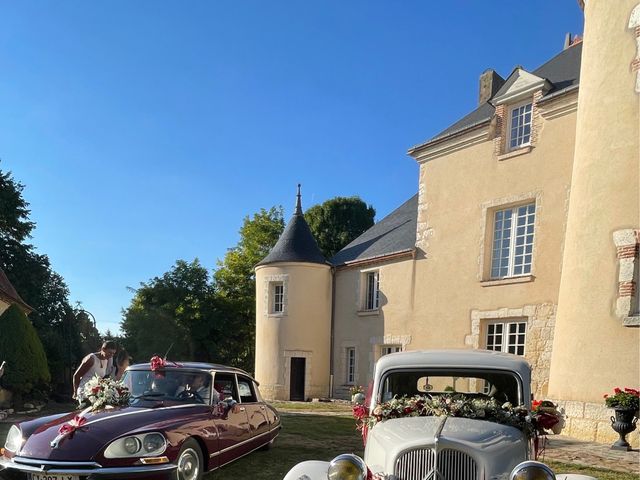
[28, 474, 80, 480]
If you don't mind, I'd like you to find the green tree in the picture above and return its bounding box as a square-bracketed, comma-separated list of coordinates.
[305, 196, 375, 258]
[214, 207, 284, 371]
[0, 304, 51, 404]
[0, 168, 35, 243]
[0, 164, 89, 395]
[121, 259, 221, 362]
[121, 208, 284, 373]
[74, 306, 102, 355]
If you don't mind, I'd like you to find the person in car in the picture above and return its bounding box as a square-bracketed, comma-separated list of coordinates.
[175, 373, 211, 403]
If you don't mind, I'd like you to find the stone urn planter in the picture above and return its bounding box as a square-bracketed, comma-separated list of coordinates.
[610, 407, 638, 451]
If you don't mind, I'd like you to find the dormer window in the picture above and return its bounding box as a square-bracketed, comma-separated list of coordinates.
[491, 67, 551, 159]
[508, 101, 533, 150]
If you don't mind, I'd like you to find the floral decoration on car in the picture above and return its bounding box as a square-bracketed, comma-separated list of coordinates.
[604, 387, 640, 410]
[78, 375, 130, 411]
[51, 375, 130, 449]
[353, 393, 564, 456]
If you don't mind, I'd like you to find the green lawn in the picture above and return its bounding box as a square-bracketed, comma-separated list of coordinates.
[214, 412, 363, 479]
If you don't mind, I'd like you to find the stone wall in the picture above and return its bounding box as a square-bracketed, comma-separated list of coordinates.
[467, 303, 556, 397]
[550, 398, 640, 448]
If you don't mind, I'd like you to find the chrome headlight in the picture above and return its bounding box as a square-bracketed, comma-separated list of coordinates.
[104, 432, 167, 458]
[510, 461, 556, 480]
[327, 454, 368, 480]
[4, 425, 23, 453]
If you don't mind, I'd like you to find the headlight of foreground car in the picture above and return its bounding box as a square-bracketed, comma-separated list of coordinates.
[104, 432, 167, 458]
[327, 454, 368, 480]
[4, 425, 23, 453]
[510, 461, 556, 480]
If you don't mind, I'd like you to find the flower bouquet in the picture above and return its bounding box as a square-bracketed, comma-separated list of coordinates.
[79, 374, 130, 412]
[531, 399, 563, 435]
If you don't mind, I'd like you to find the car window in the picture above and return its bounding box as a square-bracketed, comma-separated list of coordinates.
[381, 369, 521, 405]
[213, 372, 240, 402]
[237, 376, 257, 403]
[122, 369, 212, 405]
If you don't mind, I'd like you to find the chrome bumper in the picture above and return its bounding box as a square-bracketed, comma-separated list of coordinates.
[0, 455, 177, 477]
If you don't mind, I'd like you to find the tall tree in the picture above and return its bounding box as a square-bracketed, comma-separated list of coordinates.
[0, 164, 89, 395]
[121, 208, 285, 373]
[305, 196, 376, 258]
[214, 207, 284, 371]
[121, 259, 222, 362]
[0, 168, 35, 243]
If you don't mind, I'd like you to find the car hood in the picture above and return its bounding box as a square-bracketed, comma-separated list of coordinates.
[16, 404, 207, 461]
[364, 416, 528, 477]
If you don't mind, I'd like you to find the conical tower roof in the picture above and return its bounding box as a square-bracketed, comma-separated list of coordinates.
[257, 185, 328, 267]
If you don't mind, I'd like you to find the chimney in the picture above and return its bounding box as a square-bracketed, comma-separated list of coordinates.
[478, 69, 505, 105]
[564, 33, 572, 49]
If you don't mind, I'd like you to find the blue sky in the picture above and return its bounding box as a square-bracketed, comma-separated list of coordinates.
[0, 1, 584, 333]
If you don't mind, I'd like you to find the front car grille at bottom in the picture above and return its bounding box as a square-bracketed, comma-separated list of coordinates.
[394, 448, 478, 480]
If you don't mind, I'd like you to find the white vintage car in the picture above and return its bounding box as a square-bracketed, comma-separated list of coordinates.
[283, 349, 596, 480]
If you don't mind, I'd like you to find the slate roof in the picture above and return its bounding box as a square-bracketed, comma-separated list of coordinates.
[330, 194, 418, 266]
[411, 42, 583, 150]
[0, 267, 32, 312]
[257, 190, 328, 267]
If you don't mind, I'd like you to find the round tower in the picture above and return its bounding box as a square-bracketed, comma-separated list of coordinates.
[254, 186, 332, 401]
[548, 0, 639, 443]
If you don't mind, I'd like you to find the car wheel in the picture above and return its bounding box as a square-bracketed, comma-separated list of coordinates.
[176, 438, 204, 480]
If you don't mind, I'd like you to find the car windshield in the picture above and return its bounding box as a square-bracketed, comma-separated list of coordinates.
[380, 369, 522, 405]
[121, 369, 212, 405]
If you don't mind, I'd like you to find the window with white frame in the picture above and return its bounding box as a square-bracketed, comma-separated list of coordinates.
[486, 321, 527, 356]
[380, 345, 402, 356]
[491, 203, 535, 278]
[508, 101, 533, 150]
[270, 282, 284, 314]
[346, 348, 356, 384]
[363, 271, 380, 311]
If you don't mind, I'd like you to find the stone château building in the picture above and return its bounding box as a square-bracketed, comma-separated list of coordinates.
[255, 0, 639, 446]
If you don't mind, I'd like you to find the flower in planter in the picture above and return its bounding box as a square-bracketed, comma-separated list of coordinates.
[604, 387, 640, 411]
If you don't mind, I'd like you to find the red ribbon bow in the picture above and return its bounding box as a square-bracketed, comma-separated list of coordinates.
[150, 355, 166, 371]
[58, 415, 87, 436]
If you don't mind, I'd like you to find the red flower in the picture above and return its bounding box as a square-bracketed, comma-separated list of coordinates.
[604, 394, 608, 398]
[614, 387, 622, 394]
[536, 412, 559, 430]
[352, 405, 368, 420]
[532, 399, 542, 411]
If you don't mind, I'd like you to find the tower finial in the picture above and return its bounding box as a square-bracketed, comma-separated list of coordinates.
[295, 184, 302, 215]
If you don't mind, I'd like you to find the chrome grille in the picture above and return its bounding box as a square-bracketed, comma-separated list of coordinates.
[395, 448, 478, 480]
[438, 448, 477, 480]
[395, 448, 435, 480]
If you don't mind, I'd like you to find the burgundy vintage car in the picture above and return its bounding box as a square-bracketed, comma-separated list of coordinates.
[0, 362, 280, 480]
